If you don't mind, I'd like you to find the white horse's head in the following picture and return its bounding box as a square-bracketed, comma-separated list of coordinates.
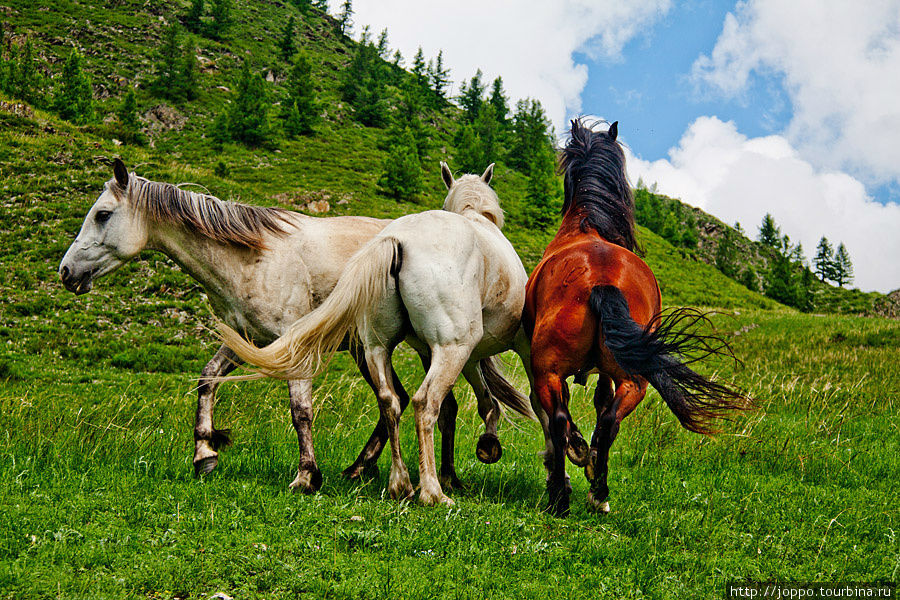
[439, 162, 504, 228]
[59, 159, 149, 294]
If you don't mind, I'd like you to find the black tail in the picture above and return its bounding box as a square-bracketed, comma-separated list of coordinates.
[589, 285, 751, 434]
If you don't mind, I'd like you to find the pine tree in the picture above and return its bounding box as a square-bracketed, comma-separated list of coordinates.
[223, 60, 269, 145]
[814, 236, 834, 282]
[391, 49, 403, 67]
[488, 76, 509, 126]
[281, 50, 317, 137]
[758, 213, 781, 248]
[453, 123, 482, 174]
[376, 29, 390, 59]
[458, 69, 484, 122]
[379, 126, 423, 200]
[184, 0, 204, 33]
[341, 42, 388, 127]
[715, 227, 739, 278]
[312, 0, 328, 12]
[278, 15, 297, 61]
[179, 41, 199, 101]
[833, 243, 853, 287]
[681, 212, 699, 249]
[12, 36, 44, 106]
[207, 0, 232, 40]
[428, 50, 449, 99]
[53, 48, 93, 124]
[508, 98, 551, 171]
[411, 47, 427, 83]
[524, 139, 561, 227]
[116, 89, 142, 144]
[151, 23, 181, 98]
[338, 0, 353, 36]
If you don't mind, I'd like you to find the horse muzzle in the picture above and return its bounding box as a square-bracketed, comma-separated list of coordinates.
[59, 265, 94, 295]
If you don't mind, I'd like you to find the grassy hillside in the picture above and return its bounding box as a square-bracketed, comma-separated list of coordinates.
[1, 2, 898, 598]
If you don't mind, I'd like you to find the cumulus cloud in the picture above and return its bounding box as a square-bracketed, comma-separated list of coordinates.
[625, 117, 900, 293]
[338, 0, 670, 131]
[691, 0, 900, 187]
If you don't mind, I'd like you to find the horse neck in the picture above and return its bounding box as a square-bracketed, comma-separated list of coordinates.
[548, 206, 601, 248]
[145, 220, 257, 300]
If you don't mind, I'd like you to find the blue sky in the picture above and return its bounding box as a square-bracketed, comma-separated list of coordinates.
[347, 0, 900, 291]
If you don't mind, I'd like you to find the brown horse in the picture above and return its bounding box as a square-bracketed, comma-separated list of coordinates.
[523, 119, 750, 517]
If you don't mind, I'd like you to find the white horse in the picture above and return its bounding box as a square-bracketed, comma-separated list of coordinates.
[219, 163, 538, 506]
[59, 159, 527, 491]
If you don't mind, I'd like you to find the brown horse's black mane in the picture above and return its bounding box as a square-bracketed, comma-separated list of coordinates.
[559, 118, 638, 253]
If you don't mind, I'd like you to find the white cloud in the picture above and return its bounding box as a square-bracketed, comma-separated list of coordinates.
[336, 0, 670, 131]
[626, 116, 900, 293]
[691, 0, 900, 187]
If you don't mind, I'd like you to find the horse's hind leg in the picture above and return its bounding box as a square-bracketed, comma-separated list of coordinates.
[414, 344, 474, 507]
[462, 362, 503, 465]
[288, 378, 322, 493]
[194, 344, 240, 476]
[534, 371, 573, 517]
[365, 346, 414, 501]
[342, 348, 410, 481]
[587, 377, 646, 514]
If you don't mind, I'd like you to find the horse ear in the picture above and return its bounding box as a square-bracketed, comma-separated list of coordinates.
[113, 158, 129, 189]
[440, 161, 454, 189]
[481, 163, 494, 185]
[608, 121, 618, 141]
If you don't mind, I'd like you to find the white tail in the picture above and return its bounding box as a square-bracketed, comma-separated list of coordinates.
[218, 237, 401, 380]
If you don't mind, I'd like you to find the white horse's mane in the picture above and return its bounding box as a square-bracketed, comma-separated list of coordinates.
[442, 175, 505, 228]
[112, 175, 290, 250]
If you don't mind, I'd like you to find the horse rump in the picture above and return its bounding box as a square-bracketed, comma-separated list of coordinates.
[589, 285, 751, 434]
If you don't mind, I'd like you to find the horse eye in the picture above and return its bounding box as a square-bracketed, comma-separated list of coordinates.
[95, 210, 113, 224]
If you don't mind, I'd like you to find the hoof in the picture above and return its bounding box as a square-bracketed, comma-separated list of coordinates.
[389, 481, 415, 501]
[547, 479, 571, 517]
[420, 491, 455, 507]
[440, 471, 466, 492]
[289, 468, 323, 494]
[587, 491, 611, 514]
[193, 455, 218, 477]
[342, 460, 380, 481]
[476, 433, 502, 464]
[566, 432, 591, 467]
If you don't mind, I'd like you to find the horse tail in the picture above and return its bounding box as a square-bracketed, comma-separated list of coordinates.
[480, 357, 535, 420]
[218, 237, 402, 380]
[588, 285, 751, 434]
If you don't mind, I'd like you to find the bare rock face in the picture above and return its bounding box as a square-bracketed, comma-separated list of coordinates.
[873, 289, 900, 319]
[143, 104, 187, 134]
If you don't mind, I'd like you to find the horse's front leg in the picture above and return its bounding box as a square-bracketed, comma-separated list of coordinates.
[194, 344, 240, 476]
[288, 378, 322, 493]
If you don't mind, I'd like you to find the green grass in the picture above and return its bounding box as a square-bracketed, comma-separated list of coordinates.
[0, 312, 898, 599]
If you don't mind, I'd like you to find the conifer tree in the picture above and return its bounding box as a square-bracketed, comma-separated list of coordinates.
[338, 0, 353, 36]
[151, 23, 181, 97]
[11, 36, 44, 106]
[278, 15, 297, 61]
[281, 50, 317, 137]
[116, 89, 143, 144]
[411, 47, 427, 83]
[341, 42, 387, 127]
[458, 69, 484, 122]
[453, 123, 482, 174]
[207, 0, 232, 40]
[379, 126, 423, 200]
[179, 41, 199, 101]
[715, 227, 740, 278]
[311, 0, 328, 12]
[508, 98, 551, 171]
[376, 29, 390, 59]
[488, 76, 509, 126]
[758, 213, 781, 248]
[392, 49, 403, 67]
[223, 60, 269, 145]
[428, 49, 449, 99]
[833, 243, 853, 287]
[53, 48, 93, 124]
[184, 0, 204, 33]
[814, 236, 834, 282]
[524, 139, 561, 227]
